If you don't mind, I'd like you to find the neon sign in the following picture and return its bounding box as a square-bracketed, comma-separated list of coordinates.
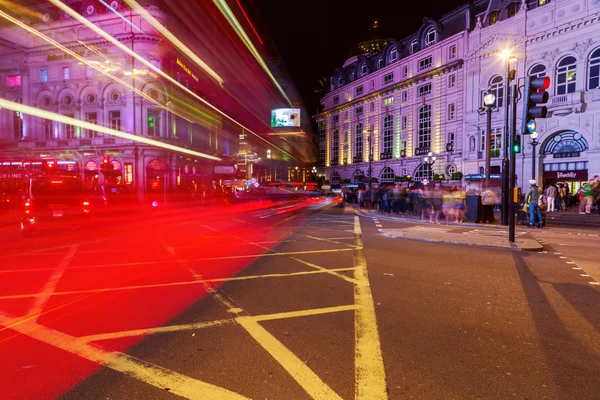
[176, 58, 198, 82]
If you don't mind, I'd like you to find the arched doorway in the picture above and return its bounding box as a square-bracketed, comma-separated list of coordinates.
[352, 169, 364, 183]
[541, 130, 589, 193]
[413, 164, 432, 183]
[330, 171, 341, 185]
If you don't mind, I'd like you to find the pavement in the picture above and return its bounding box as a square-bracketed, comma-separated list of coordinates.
[354, 205, 544, 251]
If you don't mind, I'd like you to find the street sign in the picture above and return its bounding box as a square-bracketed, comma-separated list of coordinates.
[214, 165, 236, 174]
[526, 119, 536, 134]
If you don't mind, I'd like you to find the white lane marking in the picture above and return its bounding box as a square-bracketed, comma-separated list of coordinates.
[353, 216, 388, 399]
[590, 282, 600, 286]
[28, 244, 78, 320]
[566, 262, 575, 264]
[0, 312, 249, 399]
[554, 252, 562, 255]
[572, 268, 582, 270]
[580, 274, 591, 277]
[375, 224, 383, 228]
[559, 256, 567, 259]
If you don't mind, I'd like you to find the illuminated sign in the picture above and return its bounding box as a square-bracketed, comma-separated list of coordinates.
[0, 173, 23, 179]
[214, 165, 236, 174]
[271, 108, 301, 127]
[176, 58, 198, 82]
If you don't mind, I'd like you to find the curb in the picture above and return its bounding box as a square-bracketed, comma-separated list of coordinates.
[355, 209, 505, 230]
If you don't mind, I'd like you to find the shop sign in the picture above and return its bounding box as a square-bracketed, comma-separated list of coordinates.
[106, 150, 121, 156]
[543, 170, 588, 181]
[176, 58, 198, 82]
[321, 185, 331, 190]
[84, 160, 99, 171]
[83, 151, 96, 156]
[214, 165, 236, 174]
[0, 173, 23, 179]
[39, 153, 52, 158]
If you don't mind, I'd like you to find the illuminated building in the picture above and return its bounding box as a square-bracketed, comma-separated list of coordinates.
[463, 0, 599, 192]
[315, 10, 469, 186]
[0, 1, 238, 199]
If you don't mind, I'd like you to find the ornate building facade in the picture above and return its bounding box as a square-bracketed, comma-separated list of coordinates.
[464, 0, 600, 193]
[315, 7, 472, 186]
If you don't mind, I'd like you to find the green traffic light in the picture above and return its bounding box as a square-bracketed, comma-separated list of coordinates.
[513, 135, 522, 153]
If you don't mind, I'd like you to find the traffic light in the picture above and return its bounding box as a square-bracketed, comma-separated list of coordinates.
[42, 159, 58, 175]
[102, 157, 110, 165]
[521, 76, 550, 135]
[148, 116, 154, 128]
[100, 157, 114, 172]
[513, 135, 522, 153]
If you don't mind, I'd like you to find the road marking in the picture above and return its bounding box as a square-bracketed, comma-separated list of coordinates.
[0, 268, 357, 300]
[566, 262, 575, 264]
[353, 216, 388, 399]
[252, 305, 356, 322]
[375, 224, 383, 227]
[28, 245, 78, 320]
[81, 319, 236, 342]
[554, 252, 561, 255]
[572, 268, 582, 270]
[559, 256, 567, 259]
[237, 317, 343, 400]
[302, 235, 361, 249]
[590, 282, 600, 285]
[581, 274, 591, 277]
[0, 312, 249, 400]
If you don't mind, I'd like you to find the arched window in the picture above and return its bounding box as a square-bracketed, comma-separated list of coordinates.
[542, 130, 589, 155]
[418, 105, 431, 150]
[349, 71, 356, 81]
[488, 11, 499, 25]
[380, 167, 395, 183]
[352, 170, 364, 183]
[507, 2, 519, 18]
[588, 48, 600, 90]
[488, 75, 504, 107]
[413, 164, 432, 181]
[556, 56, 577, 95]
[529, 64, 546, 79]
[360, 63, 368, 76]
[355, 123, 364, 160]
[425, 28, 436, 47]
[377, 57, 384, 69]
[389, 47, 398, 63]
[330, 171, 341, 184]
[337, 76, 343, 87]
[383, 115, 393, 154]
[410, 40, 418, 54]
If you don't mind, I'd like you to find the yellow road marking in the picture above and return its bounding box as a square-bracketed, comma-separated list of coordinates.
[80, 318, 236, 342]
[286, 256, 358, 284]
[353, 216, 388, 399]
[28, 245, 78, 320]
[302, 234, 361, 249]
[0, 312, 248, 400]
[252, 304, 356, 322]
[237, 316, 343, 400]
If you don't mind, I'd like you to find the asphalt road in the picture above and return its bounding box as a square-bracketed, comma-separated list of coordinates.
[1, 200, 599, 400]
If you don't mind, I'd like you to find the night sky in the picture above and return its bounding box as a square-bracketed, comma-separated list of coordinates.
[251, 0, 468, 116]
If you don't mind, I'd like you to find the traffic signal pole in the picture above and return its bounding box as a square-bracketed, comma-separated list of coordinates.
[501, 64, 511, 226]
[509, 83, 518, 243]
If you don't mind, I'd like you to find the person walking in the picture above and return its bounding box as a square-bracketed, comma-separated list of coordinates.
[526, 179, 544, 228]
[545, 183, 557, 212]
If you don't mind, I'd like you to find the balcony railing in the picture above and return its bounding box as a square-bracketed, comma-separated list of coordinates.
[353, 156, 363, 163]
[330, 159, 339, 166]
[549, 91, 584, 115]
[380, 151, 393, 160]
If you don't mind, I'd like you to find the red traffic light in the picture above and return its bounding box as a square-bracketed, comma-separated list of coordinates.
[102, 157, 110, 164]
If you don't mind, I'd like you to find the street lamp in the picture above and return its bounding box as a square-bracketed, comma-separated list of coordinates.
[530, 131, 539, 180]
[483, 92, 497, 187]
[423, 151, 437, 180]
[367, 130, 374, 189]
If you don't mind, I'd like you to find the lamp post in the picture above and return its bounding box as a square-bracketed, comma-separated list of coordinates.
[367, 130, 374, 189]
[483, 92, 496, 187]
[530, 131, 539, 180]
[499, 50, 517, 226]
[423, 152, 437, 180]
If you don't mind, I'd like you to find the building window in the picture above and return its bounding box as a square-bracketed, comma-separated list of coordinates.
[448, 104, 456, 120]
[488, 75, 504, 107]
[449, 74, 456, 88]
[402, 116, 407, 130]
[147, 109, 161, 137]
[489, 11, 499, 25]
[419, 56, 432, 70]
[360, 63, 367, 76]
[332, 130, 339, 163]
[538, 0, 547, 5]
[109, 110, 121, 131]
[332, 115, 339, 124]
[384, 97, 393, 107]
[380, 167, 395, 183]
[401, 91, 407, 102]
[333, 95, 339, 105]
[355, 106, 363, 117]
[63, 67, 70, 80]
[41, 69, 48, 83]
[425, 28, 436, 47]
[377, 58, 383, 69]
[410, 40, 418, 54]
[370, 80, 375, 90]
[449, 45, 457, 59]
[556, 56, 577, 95]
[418, 105, 431, 150]
[64, 114, 75, 139]
[86, 65, 93, 78]
[355, 85, 363, 96]
[448, 132, 455, 147]
[389, 47, 398, 63]
[355, 123, 363, 160]
[403, 66, 408, 78]
[589, 48, 600, 90]
[13, 111, 23, 140]
[382, 115, 393, 154]
[481, 128, 502, 157]
[318, 122, 326, 165]
[370, 102, 375, 112]
[7, 75, 21, 87]
[507, 2, 519, 17]
[44, 119, 53, 140]
[418, 83, 432, 97]
[86, 112, 98, 138]
[529, 64, 546, 79]
[383, 73, 394, 85]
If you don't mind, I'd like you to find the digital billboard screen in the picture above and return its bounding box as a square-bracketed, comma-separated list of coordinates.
[271, 108, 301, 127]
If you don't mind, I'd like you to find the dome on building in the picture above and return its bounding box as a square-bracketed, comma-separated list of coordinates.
[348, 19, 390, 57]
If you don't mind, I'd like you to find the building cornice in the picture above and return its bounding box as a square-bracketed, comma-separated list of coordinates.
[314, 59, 464, 119]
